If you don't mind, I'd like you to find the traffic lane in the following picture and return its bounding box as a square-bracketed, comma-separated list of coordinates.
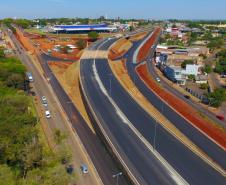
[95, 59, 226, 185]
[126, 58, 226, 170]
[80, 59, 179, 185]
[36, 54, 124, 185]
[10, 37, 98, 185]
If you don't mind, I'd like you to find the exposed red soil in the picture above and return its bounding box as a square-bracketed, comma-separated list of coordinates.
[136, 63, 226, 150]
[137, 27, 161, 63]
[16, 30, 89, 60]
[15, 29, 35, 54]
[108, 38, 132, 60]
[109, 49, 126, 60]
[48, 61, 73, 69]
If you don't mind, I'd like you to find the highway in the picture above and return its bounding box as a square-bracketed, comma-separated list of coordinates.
[124, 31, 226, 170]
[8, 30, 129, 185]
[80, 38, 226, 185]
[80, 39, 185, 185]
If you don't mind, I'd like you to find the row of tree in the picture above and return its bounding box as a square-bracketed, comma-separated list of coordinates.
[0, 51, 75, 184]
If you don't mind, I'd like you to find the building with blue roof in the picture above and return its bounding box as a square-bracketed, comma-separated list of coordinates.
[51, 24, 117, 33]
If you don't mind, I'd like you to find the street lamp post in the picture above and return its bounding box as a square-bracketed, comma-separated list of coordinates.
[112, 172, 122, 185]
[108, 74, 112, 96]
[153, 93, 165, 150]
[153, 121, 157, 150]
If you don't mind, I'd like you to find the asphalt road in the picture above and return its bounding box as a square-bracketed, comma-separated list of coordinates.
[80, 55, 182, 185]
[9, 31, 128, 185]
[124, 31, 226, 170]
[80, 38, 226, 185]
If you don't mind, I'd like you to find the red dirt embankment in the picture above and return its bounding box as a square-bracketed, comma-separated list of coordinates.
[108, 38, 133, 60]
[137, 27, 161, 63]
[15, 28, 35, 54]
[136, 63, 226, 150]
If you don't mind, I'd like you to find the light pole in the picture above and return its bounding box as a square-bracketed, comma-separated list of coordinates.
[153, 93, 165, 150]
[153, 121, 157, 150]
[108, 73, 112, 96]
[112, 172, 122, 185]
[66, 101, 74, 121]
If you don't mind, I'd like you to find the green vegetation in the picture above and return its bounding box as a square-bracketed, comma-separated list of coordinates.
[188, 74, 195, 81]
[0, 54, 75, 184]
[181, 60, 194, 69]
[76, 39, 87, 50]
[200, 83, 209, 90]
[60, 45, 71, 54]
[166, 39, 184, 46]
[207, 37, 224, 51]
[2, 18, 33, 29]
[203, 64, 212, 74]
[214, 49, 226, 74]
[24, 28, 45, 35]
[188, 32, 198, 45]
[207, 88, 226, 107]
[0, 47, 5, 58]
[88, 31, 99, 41]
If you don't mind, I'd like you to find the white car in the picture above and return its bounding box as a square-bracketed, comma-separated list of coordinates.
[45, 110, 51, 119]
[41, 96, 48, 107]
[156, 77, 161, 83]
[81, 164, 88, 174]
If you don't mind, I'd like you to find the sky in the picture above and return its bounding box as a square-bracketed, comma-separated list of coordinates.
[0, 0, 226, 20]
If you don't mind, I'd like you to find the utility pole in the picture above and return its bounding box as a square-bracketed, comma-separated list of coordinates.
[108, 73, 112, 96]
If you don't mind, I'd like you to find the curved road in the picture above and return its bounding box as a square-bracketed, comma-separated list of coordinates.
[80, 37, 226, 185]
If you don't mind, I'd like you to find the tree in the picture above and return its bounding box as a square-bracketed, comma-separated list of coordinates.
[188, 74, 195, 81]
[164, 33, 171, 40]
[88, 31, 99, 41]
[200, 83, 209, 90]
[0, 48, 5, 58]
[216, 49, 226, 58]
[20, 137, 43, 178]
[54, 129, 66, 145]
[207, 38, 224, 51]
[207, 88, 226, 107]
[0, 165, 15, 185]
[76, 39, 86, 50]
[129, 26, 135, 32]
[60, 46, 70, 54]
[203, 65, 212, 74]
[181, 60, 194, 69]
[14, 19, 32, 29]
[215, 61, 226, 74]
[6, 73, 24, 89]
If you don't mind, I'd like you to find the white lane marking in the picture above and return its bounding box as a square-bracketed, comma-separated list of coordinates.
[92, 60, 189, 185]
[132, 31, 154, 64]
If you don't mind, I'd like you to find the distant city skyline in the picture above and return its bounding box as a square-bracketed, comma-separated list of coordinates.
[1, 0, 226, 20]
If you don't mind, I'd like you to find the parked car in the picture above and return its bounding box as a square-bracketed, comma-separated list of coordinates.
[184, 95, 190, 99]
[80, 164, 88, 174]
[41, 96, 48, 107]
[66, 164, 74, 174]
[45, 110, 51, 119]
[216, 115, 224, 121]
[26, 72, 34, 82]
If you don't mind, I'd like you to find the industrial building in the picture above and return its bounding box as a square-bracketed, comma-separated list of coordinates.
[51, 24, 117, 33]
